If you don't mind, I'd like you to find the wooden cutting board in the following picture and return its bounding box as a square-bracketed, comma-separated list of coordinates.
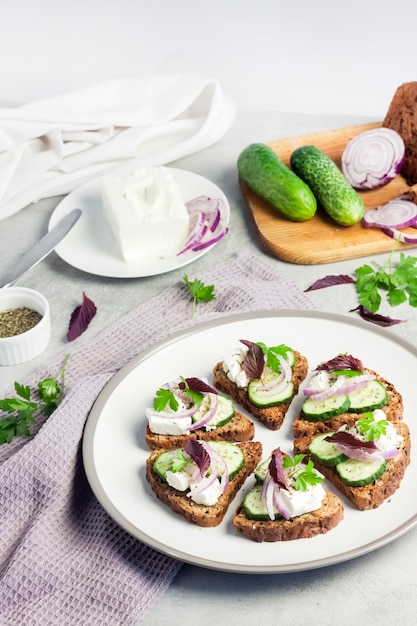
[239, 122, 417, 264]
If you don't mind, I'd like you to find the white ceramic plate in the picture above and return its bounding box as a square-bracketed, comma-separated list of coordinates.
[49, 168, 230, 278]
[82, 311, 417, 573]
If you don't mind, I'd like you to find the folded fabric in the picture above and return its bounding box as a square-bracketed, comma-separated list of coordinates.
[0, 75, 236, 220]
[0, 251, 315, 626]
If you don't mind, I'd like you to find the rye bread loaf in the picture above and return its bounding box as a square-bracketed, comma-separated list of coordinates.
[293, 421, 411, 510]
[233, 488, 343, 542]
[292, 368, 403, 440]
[146, 440, 263, 527]
[212, 350, 309, 430]
[382, 81, 417, 185]
[146, 410, 255, 450]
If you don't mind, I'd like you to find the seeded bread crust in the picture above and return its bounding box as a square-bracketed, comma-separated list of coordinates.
[212, 351, 309, 430]
[293, 421, 411, 510]
[233, 488, 344, 542]
[145, 410, 255, 450]
[292, 368, 403, 440]
[146, 440, 263, 527]
[382, 82, 417, 185]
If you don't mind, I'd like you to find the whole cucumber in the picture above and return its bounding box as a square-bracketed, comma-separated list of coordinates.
[290, 145, 365, 226]
[237, 143, 317, 222]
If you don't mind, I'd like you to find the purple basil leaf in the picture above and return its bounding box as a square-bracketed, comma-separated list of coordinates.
[268, 448, 288, 490]
[325, 431, 378, 451]
[181, 377, 218, 395]
[350, 305, 403, 327]
[316, 354, 365, 372]
[305, 274, 355, 292]
[240, 339, 264, 380]
[184, 439, 211, 474]
[67, 292, 97, 342]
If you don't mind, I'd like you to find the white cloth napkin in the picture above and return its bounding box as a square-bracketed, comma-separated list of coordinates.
[0, 76, 236, 220]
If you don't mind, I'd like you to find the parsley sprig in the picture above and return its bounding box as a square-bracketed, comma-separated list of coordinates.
[153, 377, 203, 412]
[0, 354, 70, 444]
[183, 274, 215, 317]
[283, 454, 324, 492]
[257, 342, 292, 374]
[356, 412, 388, 441]
[355, 251, 417, 313]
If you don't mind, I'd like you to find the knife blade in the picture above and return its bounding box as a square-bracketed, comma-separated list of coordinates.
[0, 208, 82, 288]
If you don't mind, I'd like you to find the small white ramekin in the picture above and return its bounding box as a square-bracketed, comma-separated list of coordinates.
[0, 287, 51, 366]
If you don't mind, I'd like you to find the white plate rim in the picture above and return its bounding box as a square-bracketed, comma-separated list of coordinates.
[82, 310, 417, 573]
[49, 167, 230, 278]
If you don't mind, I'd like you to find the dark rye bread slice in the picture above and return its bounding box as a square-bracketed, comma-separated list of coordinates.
[382, 81, 417, 185]
[145, 410, 255, 450]
[292, 368, 403, 440]
[233, 488, 343, 542]
[212, 350, 309, 430]
[146, 440, 263, 527]
[293, 421, 411, 511]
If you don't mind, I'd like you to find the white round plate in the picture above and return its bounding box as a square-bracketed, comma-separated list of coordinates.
[82, 311, 417, 573]
[49, 168, 230, 278]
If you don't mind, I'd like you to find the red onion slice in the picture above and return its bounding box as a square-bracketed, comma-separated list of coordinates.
[363, 199, 417, 229]
[187, 471, 219, 497]
[304, 373, 375, 401]
[187, 393, 219, 431]
[256, 356, 292, 397]
[177, 196, 228, 255]
[341, 127, 405, 190]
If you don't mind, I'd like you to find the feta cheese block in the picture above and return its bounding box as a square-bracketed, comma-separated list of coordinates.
[101, 166, 190, 261]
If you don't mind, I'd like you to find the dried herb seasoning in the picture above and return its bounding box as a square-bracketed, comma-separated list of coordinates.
[0, 307, 42, 338]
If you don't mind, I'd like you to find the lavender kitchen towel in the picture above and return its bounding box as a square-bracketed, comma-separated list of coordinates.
[0, 251, 315, 626]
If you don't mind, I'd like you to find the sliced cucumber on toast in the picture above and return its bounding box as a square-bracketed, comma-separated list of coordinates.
[308, 432, 348, 466]
[335, 458, 387, 487]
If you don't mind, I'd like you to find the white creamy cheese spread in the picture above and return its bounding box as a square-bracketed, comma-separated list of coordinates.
[276, 482, 325, 518]
[222, 345, 251, 388]
[101, 165, 190, 261]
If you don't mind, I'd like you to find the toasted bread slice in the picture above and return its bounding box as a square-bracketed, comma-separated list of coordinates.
[212, 350, 309, 430]
[233, 488, 343, 542]
[293, 421, 411, 510]
[146, 440, 263, 527]
[292, 368, 403, 440]
[145, 410, 255, 450]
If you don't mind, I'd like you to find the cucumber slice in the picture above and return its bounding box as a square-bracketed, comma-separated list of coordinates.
[243, 484, 282, 520]
[248, 367, 294, 407]
[193, 394, 234, 428]
[153, 450, 186, 481]
[302, 394, 350, 421]
[308, 432, 348, 466]
[336, 458, 387, 487]
[208, 441, 245, 478]
[254, 457, 271, 483]
[347, 380, 388, 413]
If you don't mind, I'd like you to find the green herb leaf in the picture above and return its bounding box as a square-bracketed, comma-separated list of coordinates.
[282, 455, 323, 491]
[153, 388, 179, 412]
[293, 459, 324, 492]
[170, 449, 189, 473]
[257, 342, 292, 374]
[354, 252, 417, 313]
[0, 354, 70, 445]
[356, 412, 389, 441]
[183, 274, 215, 317]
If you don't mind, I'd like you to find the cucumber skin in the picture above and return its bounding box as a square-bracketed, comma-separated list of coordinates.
[237, 143, 317, 222]
[290, 145, 365, 226]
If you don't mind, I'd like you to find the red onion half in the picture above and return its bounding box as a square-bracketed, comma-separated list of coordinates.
[341, 128, 405, 190]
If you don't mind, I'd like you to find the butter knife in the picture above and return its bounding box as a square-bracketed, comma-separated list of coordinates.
[0, 208, 82, 288]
